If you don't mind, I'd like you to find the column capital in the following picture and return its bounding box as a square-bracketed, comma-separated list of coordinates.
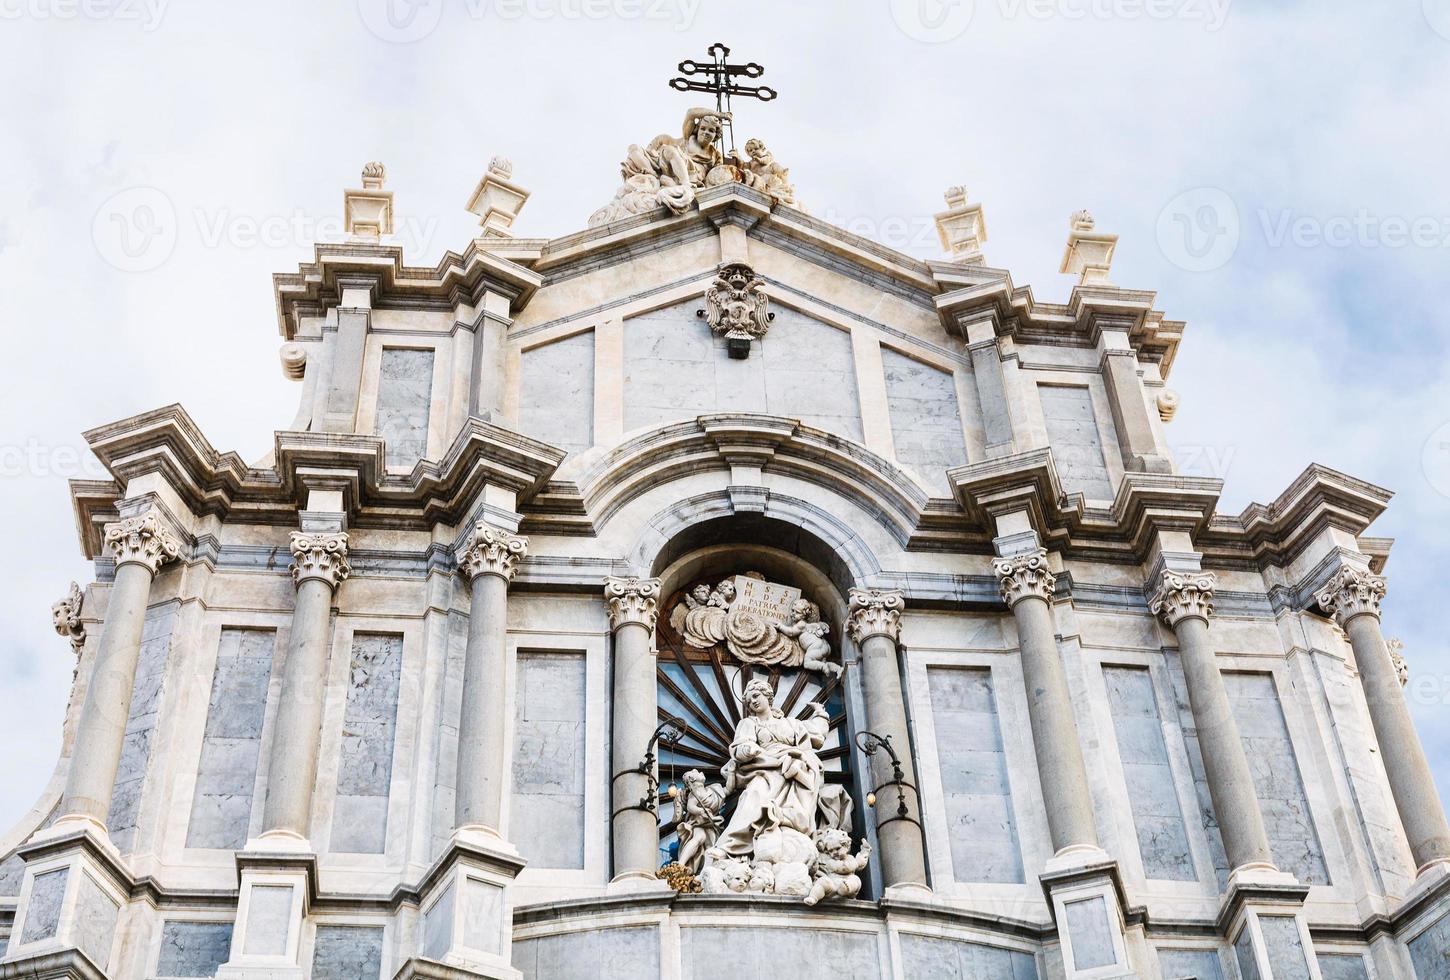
[1315, 564, 1386, 627]
[847, 588, 905, 643]
[103, 513, 181, 574]
[993, 548, 1056, 607]
[604, 576, 660, 632]
[289, 531, 351, 589]
[1148, 568, 1216, 628]
[457, 522, 528, 583]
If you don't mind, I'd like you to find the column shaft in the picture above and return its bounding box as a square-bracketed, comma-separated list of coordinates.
[611, 618, 659, 879]
[61, 560, 156, 824]
[261, 575, 336, 838]
[1344, 614, 1450, 869]
[1173, 614, 1273, 872]
[1011, 594, 1098, 853]
[857, 630, 929, 888]
[456, 573, 509, 830]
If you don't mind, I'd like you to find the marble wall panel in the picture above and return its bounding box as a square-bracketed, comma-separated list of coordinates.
[376, 348, 434, 468]
[514, 926, 660, 980]
[680, 926, 881, 980]
[1037, 384, 1113, 500]
[1409, 912, 1450, 979]
[311, 924, 385, 980]
[511, 651, 586, 869]
[519, 331, 594, 455]
[156, 921, 234, 977]
[881, 347, 967, 495]
[108, 600, 179, 853]
[331, 633, 404, 854]
[898, 934, 1038, 979]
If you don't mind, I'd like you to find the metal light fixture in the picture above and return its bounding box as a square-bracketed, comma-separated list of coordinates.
[855, 730, 922, 832]
[612, 714, 687, 820]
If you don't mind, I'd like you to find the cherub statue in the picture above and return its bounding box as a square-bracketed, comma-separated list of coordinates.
[741, 138, 796, 207]
[745, 861, 775, 894]
[673, 769, 726, 874]
[776, 599, 842, 678]
[700, 855, 751, 894]
[805, 829, 871, 906]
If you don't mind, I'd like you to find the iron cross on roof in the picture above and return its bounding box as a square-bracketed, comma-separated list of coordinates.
[669, 42, 777, 155]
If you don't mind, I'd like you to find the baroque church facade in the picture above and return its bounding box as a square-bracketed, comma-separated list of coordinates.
[1, 109, 1448, 979]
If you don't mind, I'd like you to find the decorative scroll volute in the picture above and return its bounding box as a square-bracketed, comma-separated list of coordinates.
[457, 523, 528, 583]
[993, 549, 1056, 608]
[1148, 569, 1217, 628]
[605, 576, 661, 632]
[289, 531, 351, 589]
[847, 588, 904, 644]
[103, 513, 181, 574]
[1314, 565, 1386, 627]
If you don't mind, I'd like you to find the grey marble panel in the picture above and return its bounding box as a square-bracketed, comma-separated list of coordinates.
[882, 346, 966, 495]
[188, 628, 275, 850]
[927, 666, 1023, 884]
[422, 881, 455, 961]
[1103, 667, 1195, 881]
[520, 331, 594, 456]
[1165, 656, 1232, 889]
[622, 301, 863, 442]
[681, 926, 881, 980]
[1064, 896, 1115, 970]
[73, 871, 118, 972]
[1234, 928, 1262, 980]
[515, 926, 660, 980]
[899, 934, 1038, 979]
[108, 600, 179, 853]
[1316, 952, 1370, 980]
[511, 652, 586, 869]
[1257, 915, 1312, 980]
[156, 920, 234, 977]
[242, 884, 294, 956]
[1224, 673, 1329, 885]
[331, 633, 403, 854]
[1038, 384, 1113, 500]
[311, 925, 385, 980]
[376, 348, 434, 468]
[1157, 948, 1225, 980]
[19, 867, 68, 944]
[0, 851, 24, 896]
[1409, 911, 1450, 979]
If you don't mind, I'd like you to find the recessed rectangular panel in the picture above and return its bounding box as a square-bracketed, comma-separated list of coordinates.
[376, 348, 434, 468]
[1038, 384, 1113, 500]
[511, 651, 587, 869]
[331, 633, 404, 854]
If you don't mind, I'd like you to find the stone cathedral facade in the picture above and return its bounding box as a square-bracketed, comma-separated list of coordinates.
[1, 112, 1448, 980]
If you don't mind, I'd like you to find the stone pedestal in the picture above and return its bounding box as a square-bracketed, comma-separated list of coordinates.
[0, 826, 129, 979]
[1041, 856, 1138, 980]
[1219, 875, 1321, 980]
[400, 834, 527, 980]
[216, 847, 318, 980]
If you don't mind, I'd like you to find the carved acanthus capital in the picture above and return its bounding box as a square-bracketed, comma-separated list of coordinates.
[1315, 565, 1386, 626]
[847, 588, 905, 644]
[993, 549, 1056, 608]
[289, 531, 351, 589]
[103, 514, 181, 574]
[52, 582, 85, 655]
[1148, 569, 1217, 628]
[605, 576, 661, 632]
[458, 523, 528, 583]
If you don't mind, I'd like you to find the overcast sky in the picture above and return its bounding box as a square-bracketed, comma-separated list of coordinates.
[2, 1, 1448, 836]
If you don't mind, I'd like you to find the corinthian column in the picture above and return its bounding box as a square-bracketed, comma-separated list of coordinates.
[1149, 569, 1275, 875]
[993, 549, 1099, 856]
[259, 531, 350, 843]
[847, 588, 929, 892]
[605, 576, 662, 888]
[1317, 565, 1450, 873]
[60, 513, 180, 830]
[454, 523, 527, 842]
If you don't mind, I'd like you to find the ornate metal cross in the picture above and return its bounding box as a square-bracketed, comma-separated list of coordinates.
[669, 42, 777, 154]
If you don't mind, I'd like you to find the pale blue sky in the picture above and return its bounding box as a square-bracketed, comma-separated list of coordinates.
[1, 1, 1448, 832]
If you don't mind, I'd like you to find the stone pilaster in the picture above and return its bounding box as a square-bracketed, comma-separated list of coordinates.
[604, 576, 666, 891]
[846, 588, 929, 894]
[1317, 564, 1450, 874]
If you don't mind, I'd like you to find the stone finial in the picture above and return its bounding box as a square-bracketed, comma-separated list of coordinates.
[467, 154, 530, 237]
[993, 549, 1057, 608]
[52, 582, 85, 655]
[1148, 569, 1216, 628]
[847, 588, 905, 643]
[345, 162, 394, 241]
[1315, 565, 1386, 627]
[1157, 389, 1180, 423]
[290, 531, 351, 589]
[934, 185, 987, 264]
[279, 343, 307, 380]
[103, 513, 182, 574]
[604, 576, 661, 632]
[1059, 208, 1118, 286]
[458, 522, 528, 583]
[1388, 638, 1409, 686]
